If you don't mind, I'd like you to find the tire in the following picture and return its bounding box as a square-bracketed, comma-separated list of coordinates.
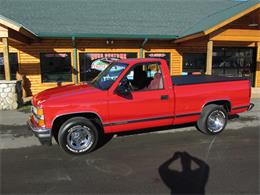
[197, 104, 228, 135]
[58, 117, 100, 155]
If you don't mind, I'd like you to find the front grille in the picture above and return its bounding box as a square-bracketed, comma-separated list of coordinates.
[31, 106, 42, 121]
[32, 106, 37, 116]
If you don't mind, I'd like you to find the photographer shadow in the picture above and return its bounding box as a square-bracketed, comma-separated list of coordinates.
[159, 152, 209, 195]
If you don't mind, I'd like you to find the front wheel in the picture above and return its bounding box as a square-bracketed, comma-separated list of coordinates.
[197, 104, 228, 135]
[58, 117, 99, 154]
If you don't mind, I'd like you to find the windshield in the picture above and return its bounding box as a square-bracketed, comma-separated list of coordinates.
[91, 62, 128, 90]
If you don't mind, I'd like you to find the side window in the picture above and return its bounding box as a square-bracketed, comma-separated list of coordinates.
[124, 62, 163, 91]
[0, 53, 18, 80]
[40, 53, 72, 83]
[182, 53, 206, 75]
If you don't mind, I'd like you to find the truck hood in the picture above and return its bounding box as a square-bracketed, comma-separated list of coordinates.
[33, 83, 99, 106]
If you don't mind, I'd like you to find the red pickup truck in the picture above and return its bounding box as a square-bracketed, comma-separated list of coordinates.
[28, 58, 254, 154]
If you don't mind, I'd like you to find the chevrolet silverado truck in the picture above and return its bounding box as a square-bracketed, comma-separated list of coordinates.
[28, 58, 254, 154]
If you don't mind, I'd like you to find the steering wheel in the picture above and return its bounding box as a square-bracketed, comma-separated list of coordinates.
[120, 78, 134, 91]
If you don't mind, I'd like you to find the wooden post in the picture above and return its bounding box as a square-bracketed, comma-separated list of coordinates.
[139, 48, 143, 58]
[255, 42, 260, 88]
[2, 37, 11, 80]
[72, 36, 78, 83]
[206, 40, 213, 75]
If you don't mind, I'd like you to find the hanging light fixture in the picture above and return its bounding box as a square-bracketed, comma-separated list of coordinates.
[248, 23, 258, 27]
[248, 10, 259, 27]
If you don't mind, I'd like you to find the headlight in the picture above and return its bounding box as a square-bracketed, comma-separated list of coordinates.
[32, 106, 45, 126]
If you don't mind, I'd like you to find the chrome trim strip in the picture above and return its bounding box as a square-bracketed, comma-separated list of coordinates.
[232, 105, 249, 110]
[248, 103, 254, 111]
[175, 112, 201, 118]
[103, 115, 174, 126]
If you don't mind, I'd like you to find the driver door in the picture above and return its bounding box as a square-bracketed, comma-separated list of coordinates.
[107, 62, 174, 133]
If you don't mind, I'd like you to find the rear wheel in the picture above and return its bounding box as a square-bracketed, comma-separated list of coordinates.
[197, 104, 228, 135]
[58, 117, 99, 155]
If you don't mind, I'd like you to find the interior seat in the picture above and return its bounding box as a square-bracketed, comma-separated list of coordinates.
[148, 73, 163, 90]
[132, 67, 148, 90]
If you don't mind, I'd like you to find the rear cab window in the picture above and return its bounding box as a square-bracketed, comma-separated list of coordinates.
[123, 62, 164, 91]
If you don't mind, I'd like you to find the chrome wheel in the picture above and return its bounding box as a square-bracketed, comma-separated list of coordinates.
[66, 125, 94, 151]
[207, 110, 226, 133]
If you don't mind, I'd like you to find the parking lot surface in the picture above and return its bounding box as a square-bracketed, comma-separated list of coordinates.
[0, 99, 259, 194]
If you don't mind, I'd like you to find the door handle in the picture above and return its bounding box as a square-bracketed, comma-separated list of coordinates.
[161, 95, 169, 100]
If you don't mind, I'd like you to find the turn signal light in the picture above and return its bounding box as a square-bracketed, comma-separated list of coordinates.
[38, 119, 45, 127]
[37, 108, 44, 116]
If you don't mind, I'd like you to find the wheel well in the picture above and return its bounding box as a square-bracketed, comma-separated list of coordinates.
[204, 100, 231, 112]
[52, 113, 103, 139]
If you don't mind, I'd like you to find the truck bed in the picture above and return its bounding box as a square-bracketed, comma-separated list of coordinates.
[171, 75, 248, 86]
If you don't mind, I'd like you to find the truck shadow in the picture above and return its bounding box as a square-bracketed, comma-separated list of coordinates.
[96, 114, 252, 151]
[115, 123, 196, 137]
[228, 114, 258, 122]
[228, 114, 239, 120]
[159, 151, 209, 195]
[95, 123, 196, 151]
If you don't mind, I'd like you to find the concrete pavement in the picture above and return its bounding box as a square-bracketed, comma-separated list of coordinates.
[0, 99, 259, 194]
[1, 121, 259, 194]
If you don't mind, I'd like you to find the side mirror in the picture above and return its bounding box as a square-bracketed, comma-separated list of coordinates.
[115, 79, 131, 96]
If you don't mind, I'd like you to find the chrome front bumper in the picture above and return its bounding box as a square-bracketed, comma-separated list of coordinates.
[248, 103, 255, 111]
[27, 118, 52, 145]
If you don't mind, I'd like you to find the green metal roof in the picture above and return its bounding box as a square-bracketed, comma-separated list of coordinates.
[0, 0, 259, 39]
[180, 0, 260, 37]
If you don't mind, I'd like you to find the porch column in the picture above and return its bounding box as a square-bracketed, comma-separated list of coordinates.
[72, 36, 79, 83]
[139, 48, 143, 58]
[2, 37, 11, 80]
[0, 26, 11, 80]
[256, 42, 260, 88]
[206, 40, 213, 75]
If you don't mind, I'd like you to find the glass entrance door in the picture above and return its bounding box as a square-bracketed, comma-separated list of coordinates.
[212, 47, 256, 86]
[79, 52, 137, 82]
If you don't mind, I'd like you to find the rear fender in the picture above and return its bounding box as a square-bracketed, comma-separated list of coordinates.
[202, 100, 232, 113]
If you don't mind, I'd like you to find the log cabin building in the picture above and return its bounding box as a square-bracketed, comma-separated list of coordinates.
[0, 0, 259, 97]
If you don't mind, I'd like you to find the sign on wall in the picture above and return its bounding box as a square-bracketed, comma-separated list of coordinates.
[145, 53, 171, 68]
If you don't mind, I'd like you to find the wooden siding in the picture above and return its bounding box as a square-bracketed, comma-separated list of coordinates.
[210, 29, 260, 42]
[213, 41, 257, 47]
[1, 32, 260, 96]
[0, 39, 75, 95]
[0, 39, 183, 95]
[226, 8, 260, 30]
[209, 9, 260, 44]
